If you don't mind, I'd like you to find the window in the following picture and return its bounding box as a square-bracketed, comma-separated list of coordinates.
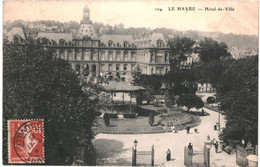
[116, 52, 121, 61]
[60, 40, 65, 46]
[124, 64, 127, 71]
[117, 43, 120, 47]
[156, 53, 163, 63]
[75, 64, 80, 75]
[151, 68, 154, 74]
[165, 53, 169, 62]
[156, 67, 163, 74]
[92, 65, 96, 73]
[157, 40, 164, 47]
[60, 52, 65, 59]
[151, 53, 155, 62]
[131, 53, 135, 61]
[108, 41, 113, 47]
[108, 64, 112, 72]
[123, 53, 128, 61]
[123, 41, 128, 48]
[108, 52, 113, 61]
[101, 64, 105, 71]
[14, 37, 19, 44]
[101, 53, 105, 61]
[131, 64, 135, 71]
[83, 64, 89, 76]
[116, 64, 120, 71]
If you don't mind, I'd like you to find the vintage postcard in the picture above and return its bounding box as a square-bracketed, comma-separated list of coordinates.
[3, 0, 258, 166]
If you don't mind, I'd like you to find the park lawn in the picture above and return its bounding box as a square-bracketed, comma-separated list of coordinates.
[93, 115, 171, 134]
[93, 106, 201, 134]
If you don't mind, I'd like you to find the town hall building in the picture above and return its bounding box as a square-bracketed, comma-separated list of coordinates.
[5, 4, 187, 79]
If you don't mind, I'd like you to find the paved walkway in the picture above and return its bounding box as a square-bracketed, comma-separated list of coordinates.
[94, 108, 238, 166]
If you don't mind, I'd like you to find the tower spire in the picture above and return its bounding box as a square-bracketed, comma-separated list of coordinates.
[82, 4, 91, 23]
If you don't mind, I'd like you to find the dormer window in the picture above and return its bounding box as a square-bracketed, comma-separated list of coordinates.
[13, 36, 19, 44]
[108, 41, 113, 47]
[117, 43, 120, 47]
[59, 39, 66, 46]
[123, 41, 128, 48]
[157, 40, 164, 48]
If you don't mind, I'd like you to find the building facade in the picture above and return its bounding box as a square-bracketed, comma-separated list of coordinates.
[5, 4, 180, 79]
[38, 5, 171, 78]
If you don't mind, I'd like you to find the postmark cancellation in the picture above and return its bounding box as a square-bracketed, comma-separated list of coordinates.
[8, 120, 45, 164]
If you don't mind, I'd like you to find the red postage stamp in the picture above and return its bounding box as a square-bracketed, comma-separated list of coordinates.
[8, 120, 45, 164]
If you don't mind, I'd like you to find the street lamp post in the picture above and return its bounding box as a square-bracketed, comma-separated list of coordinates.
[217, 104, 221, 131]
[132, 140, 138, 166]
[204, 135, 212, 167]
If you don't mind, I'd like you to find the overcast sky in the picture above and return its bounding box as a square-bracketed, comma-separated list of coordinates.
[3, 1, 259, 36]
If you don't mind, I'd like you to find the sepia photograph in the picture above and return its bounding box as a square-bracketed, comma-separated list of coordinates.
[2, 0, 259, 166]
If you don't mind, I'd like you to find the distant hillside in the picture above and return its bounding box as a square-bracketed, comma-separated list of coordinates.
[4, 20, 258, 58]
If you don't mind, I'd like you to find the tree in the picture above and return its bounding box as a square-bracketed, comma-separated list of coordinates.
[196, 38, 231, 63]
[193, 38, 232, 90]
[168, 36, 195, 70]
[176, 94, 204, 112]
[133, 74, 163, 104]
[217, 56, 258, 145]
[132, 63, 142, 85]
[164, 70, 197, 95]
[3, 39, 97, 165]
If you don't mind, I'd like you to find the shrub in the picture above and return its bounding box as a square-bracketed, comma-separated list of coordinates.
[176, 94, 204, 112]
[123, 113, 136, 118]
[206, 96, 216, 104]
[137, 107, 160, 116]
[153, 100, 161, 107]
[108, 113, 118, 118]
[103, 113, 110, 126]
[165, 95, 175, 107]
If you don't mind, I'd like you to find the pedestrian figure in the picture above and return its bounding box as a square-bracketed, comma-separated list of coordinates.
[215, 141, 219, 153]
[188, 143, 193, 150]
[166, 148, 171, 161]
[214, 122, 218, 130]
[202, 108, 205, 116]
[186, 126, 190, 134]
[211, 138, 216, 145]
